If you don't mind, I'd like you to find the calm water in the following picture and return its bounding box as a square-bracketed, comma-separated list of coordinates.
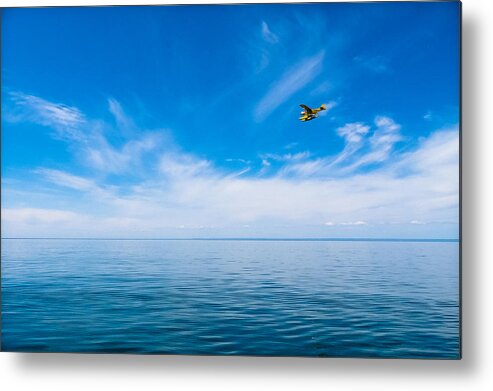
[1, 239, 459, 358]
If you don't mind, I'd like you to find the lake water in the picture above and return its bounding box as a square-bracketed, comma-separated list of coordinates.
[1, 239, 460, 358]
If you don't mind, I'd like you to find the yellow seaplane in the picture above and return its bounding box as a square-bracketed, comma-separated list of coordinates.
[299, 103, 327, 122]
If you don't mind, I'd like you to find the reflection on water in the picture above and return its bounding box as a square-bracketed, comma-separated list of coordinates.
[1, 239, 459, 358]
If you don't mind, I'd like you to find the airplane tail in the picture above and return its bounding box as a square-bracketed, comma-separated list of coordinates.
[320, 104, 327, 110]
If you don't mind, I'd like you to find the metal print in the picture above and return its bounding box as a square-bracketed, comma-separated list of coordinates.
[1, 2, 460, 358]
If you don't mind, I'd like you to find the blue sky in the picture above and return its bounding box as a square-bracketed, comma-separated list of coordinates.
[1, 2, 460, 238]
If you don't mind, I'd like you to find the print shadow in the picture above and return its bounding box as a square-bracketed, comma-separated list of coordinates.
[459, 5, 480, 374]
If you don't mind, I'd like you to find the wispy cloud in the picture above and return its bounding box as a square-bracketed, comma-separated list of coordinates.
[36, 168, 99, 192]
[160, 152, 212, 179]
[283, 142, 299, 150]
[2, 93, 459, 238]
[330, 122, 370, 166]
[225, 158, 250, 164]
[2, 207, 81, 224]
[108, 97, 135, 134]
[260, 151, 311, 163]
[7, 92, 86, 141]
[339, 221, 368, 226]
[337, 122, 370, 144]
[3, 128, 458, 238]
[354, 55, 389, 74]
[33, 168, 121, 204]
[254, 51, 325, 121]
[84, 130, 161, 174]
[280, 116, 402, 177]
[261, 21, 279, 44]
[6, 93, 162, 175]
[344, 116, 402, 171]
[324, 220, 367, 226]
[244, 20, 280, 74]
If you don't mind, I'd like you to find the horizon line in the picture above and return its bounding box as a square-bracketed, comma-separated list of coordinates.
[1, 237, 459, 243]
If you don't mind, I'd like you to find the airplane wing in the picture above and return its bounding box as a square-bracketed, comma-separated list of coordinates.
[300, 104, 313, 114]
[299, 113, 313, 121]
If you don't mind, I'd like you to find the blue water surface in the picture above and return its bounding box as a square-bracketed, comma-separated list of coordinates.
[1, 239, 459, 358]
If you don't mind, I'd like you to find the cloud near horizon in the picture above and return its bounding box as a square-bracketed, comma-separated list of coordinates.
[2, 92, 459, 238]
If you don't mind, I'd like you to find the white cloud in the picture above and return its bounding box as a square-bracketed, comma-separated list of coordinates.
[279, 158, 327, 177]
[260, 151, 311, 163]
[225, 158, 250, 164]
[338, 116, 403, 172]
[281, 116, 402, 177]
[84, 130, 161, 174]
[3, 136, 458, 236]
[261, 21, 279, 44]
[7, 92, 161, 175]
[337, 122, 370, 144]
[2, 207, 81, 224]
[36, 168, 98, 192]
[324, 220, 368, 226]
[411, 220, 426, 225]
[354, 55, 389, 73]
[21, 128, 457, 234]
[340, 221, 368, 226]
[283, 142, 299, 150]
[329, 122, 370, 166]
[7, 92, 86, 141]
[160, 152, 212, 178]
[108, 97, 134, 133]
[254, 51, 325, 121]
[396, 127, 458, 177]
[226, 167, 251, 179]
[2, 92, 459, 238]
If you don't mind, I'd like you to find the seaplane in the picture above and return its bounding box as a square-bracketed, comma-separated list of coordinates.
[299, 103, 327, 122]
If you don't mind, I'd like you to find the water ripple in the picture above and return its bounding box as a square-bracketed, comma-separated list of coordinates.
[1, 239, 459, 358]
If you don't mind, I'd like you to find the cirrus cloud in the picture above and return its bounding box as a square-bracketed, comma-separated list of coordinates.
[2, 93, 459, 239]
